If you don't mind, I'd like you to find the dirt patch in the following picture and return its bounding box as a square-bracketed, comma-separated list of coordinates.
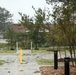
[40, 66, 76, 75]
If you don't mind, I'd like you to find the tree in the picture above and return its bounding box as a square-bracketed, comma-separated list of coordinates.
[46, 0, 76, 66]
[5, 28, 16, 49]
[19, 12, 34, 49]
[31, 7, 47, 49]
[0, 7, 12, 31]
[19, 7, 50, 49]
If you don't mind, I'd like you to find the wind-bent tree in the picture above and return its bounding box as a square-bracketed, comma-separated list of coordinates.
[0, 7, 12, 31]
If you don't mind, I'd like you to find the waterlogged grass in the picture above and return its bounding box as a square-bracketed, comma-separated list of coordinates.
[0, 60, 6, 65]
[0, 50, 16, 53]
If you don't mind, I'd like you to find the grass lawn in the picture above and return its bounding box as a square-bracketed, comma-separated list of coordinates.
[32, 50, 53, 54]
[37, 59, 73, 66]
[32, 49, 70, 54]
[0, 60, 6, 65]
[0, 50, 16, 53]
[37, 59, 54, 65]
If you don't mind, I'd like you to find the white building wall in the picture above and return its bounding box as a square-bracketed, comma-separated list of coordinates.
[0, 39, 8, 43]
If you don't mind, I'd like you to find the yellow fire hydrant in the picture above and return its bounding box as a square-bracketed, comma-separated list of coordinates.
[20, 49, 23, 64]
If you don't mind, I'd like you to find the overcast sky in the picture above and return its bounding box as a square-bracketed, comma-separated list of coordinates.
[0, 0, 53, 23]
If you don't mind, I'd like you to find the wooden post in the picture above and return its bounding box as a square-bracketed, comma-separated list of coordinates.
[31, 41, 32, 50]
[16, 42, 18, 51]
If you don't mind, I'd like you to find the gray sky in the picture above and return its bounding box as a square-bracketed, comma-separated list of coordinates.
[0, 0, 53, 23]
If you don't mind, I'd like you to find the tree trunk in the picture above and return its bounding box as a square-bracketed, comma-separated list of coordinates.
[35, 43, 38, 50]
[57, 45, 61, 58]
[72, 44, 76, 66]
[69, 45, 74, 67]
[64, 46, 66, 57]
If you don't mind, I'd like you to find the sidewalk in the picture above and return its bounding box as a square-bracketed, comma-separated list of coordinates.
[0, 50, 41, 75]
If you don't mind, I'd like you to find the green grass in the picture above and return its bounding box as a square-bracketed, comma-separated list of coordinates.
[37, 59, 63, 65]
[32, 49, 70, 54]
[37, 59, 54, 65]
[0, 50, 16, 53]
[32, 50, 53, 54]
[37, 59, 72, 66]
[0, 60, 6, 65]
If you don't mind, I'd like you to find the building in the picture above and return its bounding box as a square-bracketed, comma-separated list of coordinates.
[11, 24, 29, 33]
[0, 32, 7, 43]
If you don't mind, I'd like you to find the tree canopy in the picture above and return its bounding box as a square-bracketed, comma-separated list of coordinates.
[0, 7, 12, 31]
[19, 7, 50, 49]
[46, 0, 76, 66]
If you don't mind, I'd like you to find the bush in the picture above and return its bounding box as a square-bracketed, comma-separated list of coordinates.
[46, 48, 54, 51]
[34, 47, 39, 50]
[10, 48, 15, 50]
